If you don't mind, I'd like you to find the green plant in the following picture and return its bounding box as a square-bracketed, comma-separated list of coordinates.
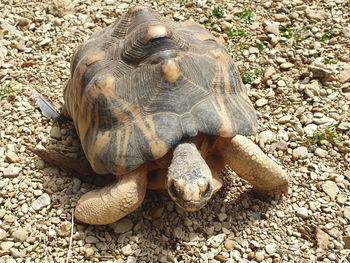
[180, 0, 186, 6]
[279, 26, 303, 41]
[321, 25, 339, 42]
[241, 71, 256, 84]
[236, 9, 254, 24]
[306, 124, 347, 146]
[256, 40, 264, 52]
[0, 81, 16, 101]
[204, 6, 224, 27]
[227, 29, 246, 38]
[323, 57, 338, 65]
[241, 67, 263, 84]
[212, 6, 224, 19]
[231, 42, 247, 54]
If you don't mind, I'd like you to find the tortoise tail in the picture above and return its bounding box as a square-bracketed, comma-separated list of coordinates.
[28, 147, 114, 187]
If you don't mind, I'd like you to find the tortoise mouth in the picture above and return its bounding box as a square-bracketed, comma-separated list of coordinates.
[168, 182, 213, 212]
[174, 198, 209, 212]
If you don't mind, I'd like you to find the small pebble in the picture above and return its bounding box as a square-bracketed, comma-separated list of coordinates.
[280, 62, 293, 69]
[31, 193, 51, 210]
[85, 236, 99, 244]
[150, 207, 164, 219]
[1, 241, 14, 251]
[256, 98, 268, 107]
[10, 247, 23, 258]
[255, 251, 265, 262]
[12, 229, 28, 242]
[121, 244, 133, 256]
[207, 233, 226, 248]
[265, 22, 280, 35]
[0, 229, 8, 240]
[293, 147, 308, 159]
[50, 126, 61, 139]
[85, 247, 94, 258]
[3, 166, 22, 178]
[224, 240, 236, 250]
[38, 37, 52, 46]
[276, 211, 284, 218]
[265, 244, 276, 254]
[6, 151, 19, 163]
[322, 181, 339, 199]
[296, 207, 310, 218]
[314, 147, 328, 158]
[57, 221, 72, 237]
[110, 218, 133, 234]
[218, 213, 227, 222]
[344, 206, 350, 220]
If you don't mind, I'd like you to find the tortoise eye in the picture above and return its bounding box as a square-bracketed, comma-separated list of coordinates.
[170, 181, 178, 198]
[203, 184, 211, 197]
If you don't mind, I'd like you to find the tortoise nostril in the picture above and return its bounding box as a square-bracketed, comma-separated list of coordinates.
[170, 181, 178, 198]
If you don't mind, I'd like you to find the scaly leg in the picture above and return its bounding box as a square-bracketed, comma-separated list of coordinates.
[75, 165, 148, 225]
[217, 135, 289, 200]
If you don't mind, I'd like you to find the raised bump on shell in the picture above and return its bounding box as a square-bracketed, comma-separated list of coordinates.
[161, 59, 180, 83]
[146, 25, 168, 40]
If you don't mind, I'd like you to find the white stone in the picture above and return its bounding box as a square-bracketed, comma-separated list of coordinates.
[121, 244, 133, 256]
[314, 148, 328, 158]
[105, 0, 116, 4]
[12, 229, 28, 242]
[304, 124, 318, 136]
[6, 151, 19, 163]
[117, 3, 129, 9]
[265, 244, 276, 254]
[0, 241, 14, 251]
[293, 146, 308, 159]
[280, 62, 294, 69]
[48, 229, 57, 238]
[296, 207, 309, 218]
[344, 206, 350, 221]
[265, 22, 280, 35]
[258, 131, 276, 147]
[256, 98, 268, 107]
[264, 66, 276, 79]
[207, 233, 226, 247]
[221, 21, 232, 31]
[38, 38, 52, 46]
[322, 181, 339, 199]
[313, 116, 336, 125]
[3, 166, 21, 178]
[255, 251, 265, 262]
[343, 27, 350, 39]
[0, 229, 8, 240]
[31, 193, 51, 211]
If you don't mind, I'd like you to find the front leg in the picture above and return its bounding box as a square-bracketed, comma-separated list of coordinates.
[75, 165, 148, 225]
[217, 135, 289, 201]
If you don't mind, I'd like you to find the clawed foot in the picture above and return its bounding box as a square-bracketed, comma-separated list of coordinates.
[252, 184, 289, 201]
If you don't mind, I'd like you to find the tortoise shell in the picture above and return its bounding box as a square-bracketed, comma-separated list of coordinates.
[63, 6, 258, 175]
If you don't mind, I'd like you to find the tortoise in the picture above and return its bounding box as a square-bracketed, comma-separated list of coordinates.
[31, 6, 289, 225]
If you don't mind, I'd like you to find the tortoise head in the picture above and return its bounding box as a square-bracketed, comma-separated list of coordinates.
[166, 139, 222, 212]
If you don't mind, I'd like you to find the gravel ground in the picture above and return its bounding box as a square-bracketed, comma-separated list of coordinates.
[1, 0, 350, 262]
